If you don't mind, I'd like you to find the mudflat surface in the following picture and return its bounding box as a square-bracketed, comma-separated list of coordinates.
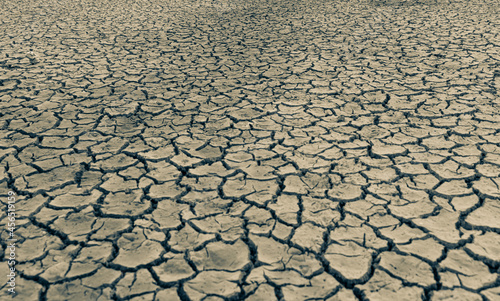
[0, 0, 499, 300]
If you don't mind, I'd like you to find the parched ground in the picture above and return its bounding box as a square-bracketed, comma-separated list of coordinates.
[0, 0, 499, 300]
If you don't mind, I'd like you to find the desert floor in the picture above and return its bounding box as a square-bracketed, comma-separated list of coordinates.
[0, 0, 499, 300]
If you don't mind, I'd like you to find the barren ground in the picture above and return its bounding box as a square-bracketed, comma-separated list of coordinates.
[0, 0, 499, 300]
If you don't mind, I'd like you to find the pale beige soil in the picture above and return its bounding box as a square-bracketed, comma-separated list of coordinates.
[0, 0, 499, 300]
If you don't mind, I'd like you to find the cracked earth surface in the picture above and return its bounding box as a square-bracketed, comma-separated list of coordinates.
[1, 0, 500, 300]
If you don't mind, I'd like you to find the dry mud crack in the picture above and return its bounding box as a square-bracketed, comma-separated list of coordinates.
[1, 0, 499, 300]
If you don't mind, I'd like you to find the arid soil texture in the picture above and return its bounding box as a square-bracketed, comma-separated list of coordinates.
[0, 0, 499, 300]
